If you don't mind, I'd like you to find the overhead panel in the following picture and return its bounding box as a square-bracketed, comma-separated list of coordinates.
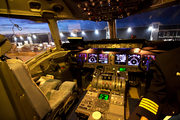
[0, 0, 74, 19]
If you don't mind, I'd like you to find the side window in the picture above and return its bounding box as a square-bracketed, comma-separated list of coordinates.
[0, 17, 54, 62]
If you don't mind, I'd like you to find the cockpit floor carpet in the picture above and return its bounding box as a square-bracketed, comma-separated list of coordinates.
[65, 90, 87, 120]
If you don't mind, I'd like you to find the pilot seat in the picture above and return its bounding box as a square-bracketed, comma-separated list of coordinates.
[0, 34, 78, 120]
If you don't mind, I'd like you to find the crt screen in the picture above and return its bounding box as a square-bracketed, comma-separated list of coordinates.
[142, 55, 156, 66]
[98, 54, 108, 64]
[88, 54, 97, 63]
[128, 54, 141, 66]
[115, 54, 126, 65]
[79, 53, 87, 61]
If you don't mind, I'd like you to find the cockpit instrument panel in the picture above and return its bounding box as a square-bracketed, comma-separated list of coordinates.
[98, 54, 108, 64]
[115, 54, 126, 65]
[79, 53, 87, 62]
[128, 54, 141, 66]
[88, 53, 97, 63]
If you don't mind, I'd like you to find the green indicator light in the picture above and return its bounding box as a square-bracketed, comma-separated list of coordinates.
[97, 66, 103, 69]
[119, 68, 126, 72]
[99, 94, 109, 100]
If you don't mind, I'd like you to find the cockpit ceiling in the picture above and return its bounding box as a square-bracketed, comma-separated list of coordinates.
[0, 0, 179, 21]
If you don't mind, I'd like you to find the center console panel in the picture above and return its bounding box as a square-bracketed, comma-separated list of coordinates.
[75, 65, 127, 120]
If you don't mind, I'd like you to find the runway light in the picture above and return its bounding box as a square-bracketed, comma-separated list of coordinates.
[71, 32, 76, 37]
[14, 36, 17, 41]
[82, 31, 85, 35]
[20, 36, 23, 40]
[95, 30, 99, 34]
[148, 26, 153, 31]
[32, 35, 37, 39]
[27, 36, 31, 40]
[127, 27, 132, 32]
[60, 32, 64, 37]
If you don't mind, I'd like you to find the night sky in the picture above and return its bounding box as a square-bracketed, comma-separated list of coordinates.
[0, 4, 180, 35]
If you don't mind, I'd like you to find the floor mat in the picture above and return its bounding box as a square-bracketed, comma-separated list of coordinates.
[66, 90, 87, 120]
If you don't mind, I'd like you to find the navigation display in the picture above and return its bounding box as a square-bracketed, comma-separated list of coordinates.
[143, 55, 156, 60]
[79, 53, 87, 62]
[98, 54, 108, 64]
[88, 54, 97, 63]
[115, 54, 126, 65]
[99, 94, 109, 100]
[128, 54, 141, 66]
[142, 55, 156, 66]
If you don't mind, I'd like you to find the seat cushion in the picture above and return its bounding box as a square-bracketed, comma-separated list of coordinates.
[0, 35, 7, 44]
[40, 79, 62, 96]
[48, 81, 77, 109]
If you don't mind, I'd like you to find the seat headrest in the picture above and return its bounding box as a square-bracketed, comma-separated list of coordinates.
[0, 34, 7, 44]
[0, 34, 12, 57]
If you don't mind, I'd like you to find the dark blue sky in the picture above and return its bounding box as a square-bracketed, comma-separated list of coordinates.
[0, 4, 180, 35]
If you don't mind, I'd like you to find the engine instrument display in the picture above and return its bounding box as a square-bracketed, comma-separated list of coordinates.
[79, 53, 87, 61]
[88, 54, 97, 63]
[98, 54, 108, 64]
[128, 54, 141, 66]
[115, 54, 126, 65]
[99, 94, 109, 100]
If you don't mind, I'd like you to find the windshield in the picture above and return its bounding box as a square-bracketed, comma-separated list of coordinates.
[57, 4, 180, 41]
[1, 5, 180, 61]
